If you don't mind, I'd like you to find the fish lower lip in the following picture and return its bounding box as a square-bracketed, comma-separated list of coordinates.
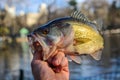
[33, 41, 43, 52]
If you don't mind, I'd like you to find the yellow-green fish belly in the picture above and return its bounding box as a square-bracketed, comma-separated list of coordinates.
[70, 22, 104, 54]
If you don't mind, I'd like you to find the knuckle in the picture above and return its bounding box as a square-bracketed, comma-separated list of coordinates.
[62, 57, 68, 66]
[58, 51, 65, 57]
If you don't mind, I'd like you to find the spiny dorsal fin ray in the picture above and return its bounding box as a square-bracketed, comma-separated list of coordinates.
[71, 11, 103, 32]
[93, 18, 103, 31]
[71, 11, 90, 23]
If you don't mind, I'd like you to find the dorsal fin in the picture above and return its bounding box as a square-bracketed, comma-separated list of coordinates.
[71, 11, 103, 32]
[92, 18, 103, 31]
[71, 11, 90, 23]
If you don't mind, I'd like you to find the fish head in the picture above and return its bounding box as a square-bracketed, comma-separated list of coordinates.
[27, 20, 73, 60]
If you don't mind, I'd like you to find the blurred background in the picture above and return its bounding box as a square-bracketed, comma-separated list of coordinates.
[0, 0, 120, 80]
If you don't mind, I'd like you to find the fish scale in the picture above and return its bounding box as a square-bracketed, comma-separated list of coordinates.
[27, 11, 104, 64]
[70, 21, 103, 54]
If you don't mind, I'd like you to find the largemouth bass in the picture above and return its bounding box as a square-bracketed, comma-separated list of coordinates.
[27, 11, 104, 64]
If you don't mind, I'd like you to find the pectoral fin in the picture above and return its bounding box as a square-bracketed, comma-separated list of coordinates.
[68, 55, 82, 64]
[90, 50, 102, 60]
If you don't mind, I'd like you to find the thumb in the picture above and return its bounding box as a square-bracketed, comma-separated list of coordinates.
[33, 50, 43, 61]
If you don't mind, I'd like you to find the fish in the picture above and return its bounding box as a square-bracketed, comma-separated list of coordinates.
[27, 11, 104, 64]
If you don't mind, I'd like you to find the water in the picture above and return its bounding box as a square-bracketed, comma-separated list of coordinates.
[0, 42, 33, 80]
[0, 33, 120, 80]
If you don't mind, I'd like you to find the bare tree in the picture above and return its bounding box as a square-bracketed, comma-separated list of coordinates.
[68, 0, 77, 10]
[0, 0, 30, 13]
[0, 0, 27, 6]
[80, 0, 109, 29]
[41, 0, 56, 20]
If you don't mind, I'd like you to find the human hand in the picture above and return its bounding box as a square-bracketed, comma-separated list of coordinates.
[31, 50, 69, 80]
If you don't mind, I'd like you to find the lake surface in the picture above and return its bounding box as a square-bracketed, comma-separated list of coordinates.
[0, 33, 120, 80]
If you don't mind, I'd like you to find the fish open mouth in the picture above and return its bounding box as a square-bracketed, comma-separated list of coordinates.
[27, 34, 43, 56]
[27, 33, 57, 61]
[27, 33, 54, 60]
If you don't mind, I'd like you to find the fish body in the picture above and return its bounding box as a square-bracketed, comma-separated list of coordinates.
[67, 21, 103, 54]
[27, 11, 104, 64]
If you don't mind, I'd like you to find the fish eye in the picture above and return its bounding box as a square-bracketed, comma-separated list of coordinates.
[42, 28, 49, 35]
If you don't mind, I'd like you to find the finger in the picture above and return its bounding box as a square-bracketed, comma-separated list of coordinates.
[52, 51, 65, 66]
[60, 57, 68, 67]
[52, 57, 69, 73]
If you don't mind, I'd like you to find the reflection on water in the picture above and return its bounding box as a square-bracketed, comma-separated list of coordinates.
[0, 33, 120, 80]
[0, 42, 33, 80]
